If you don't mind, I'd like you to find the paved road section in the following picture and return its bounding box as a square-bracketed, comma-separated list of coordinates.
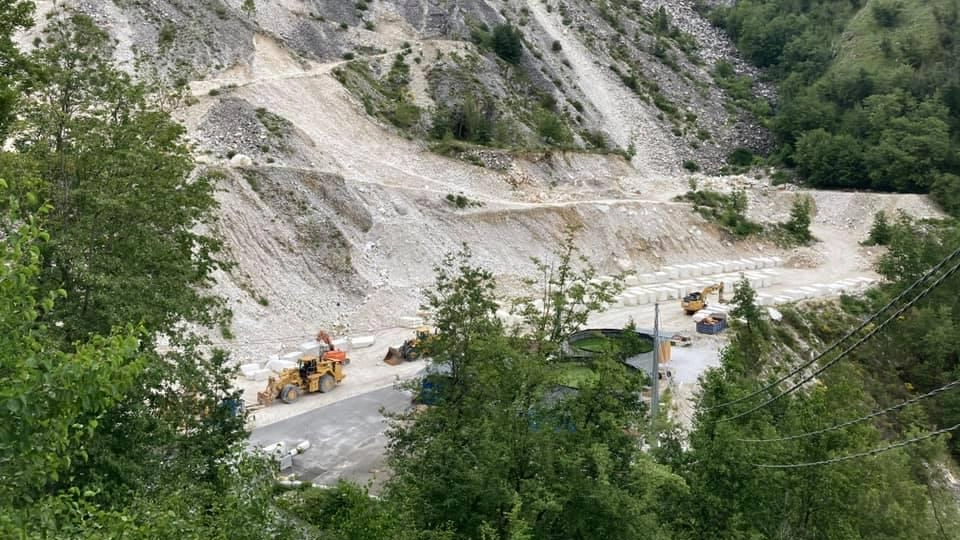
[250, 385, 411, 487]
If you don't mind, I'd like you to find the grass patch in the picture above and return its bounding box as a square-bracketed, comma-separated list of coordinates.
[254, 107, 292, 138]
[571, 333, 654, 355]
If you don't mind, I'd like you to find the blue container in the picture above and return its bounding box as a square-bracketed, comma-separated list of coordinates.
[696, 318, 727, 335]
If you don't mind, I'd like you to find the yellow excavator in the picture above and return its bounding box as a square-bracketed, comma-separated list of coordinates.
[384, 326, 436, 365]
[681, 283, 724, 314]
[257, 331, 349, 406]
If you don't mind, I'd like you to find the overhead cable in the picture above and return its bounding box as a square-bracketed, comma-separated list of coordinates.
[750, 422, 960, 469]
[736, 378, 960, 443]
[721, 257, 960, 422]
[706, 246, 960, 412]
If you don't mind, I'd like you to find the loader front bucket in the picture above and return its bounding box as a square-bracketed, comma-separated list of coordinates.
[384, 347, 404, 366]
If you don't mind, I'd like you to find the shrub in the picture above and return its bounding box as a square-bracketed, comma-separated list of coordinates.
[158, 23, 176, 47]
[582, 129, 608, 149]
[492, 24, 523, 64]
[682, 160, 700, 172]
[445, 193, 481, 209]
[535, 110, 572, 145]
[727, 147, 754, 167]
[871, 1, 902, 28]
[552, 40, 562, 52]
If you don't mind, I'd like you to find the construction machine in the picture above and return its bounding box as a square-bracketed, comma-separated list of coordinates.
[681, 283, 724, 314]
[384, 326, 435, 365]
[257, 331, 349, 406]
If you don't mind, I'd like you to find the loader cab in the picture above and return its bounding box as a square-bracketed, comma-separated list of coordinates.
[298, 356, 319, 379]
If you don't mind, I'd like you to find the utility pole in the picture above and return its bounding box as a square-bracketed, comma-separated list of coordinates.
[650, 302, 660, 441]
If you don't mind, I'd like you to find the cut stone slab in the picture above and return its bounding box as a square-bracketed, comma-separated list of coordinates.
[261, 441, 286, 456]
[266, 359, 296, 372]
[299, 340, 319, 351]
[239, 363, 261, 376]
[798, 286, 820, 297]
[632, 289, 653, 304]
[245, 368, 272, 381]
[399, 316, 424, 328]
[349, 335, 376, 348]
[281, 351, 303, 362]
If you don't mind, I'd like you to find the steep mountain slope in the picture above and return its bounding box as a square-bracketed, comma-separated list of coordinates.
[28, 1, 945, 363]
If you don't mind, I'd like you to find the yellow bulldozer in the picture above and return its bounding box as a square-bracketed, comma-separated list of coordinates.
[681, 283, 724, 314]
[257, 331, 349, 406]
[384, 326, 436, 365]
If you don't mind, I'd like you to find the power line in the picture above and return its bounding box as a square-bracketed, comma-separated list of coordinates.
[707, 246, 960, 412]
[721, 258, 960, 423]
[736, 378, 960, 443]
[750, 422, 960, 469]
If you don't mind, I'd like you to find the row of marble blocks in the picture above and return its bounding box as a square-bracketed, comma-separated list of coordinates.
[613, 268, 785, 308]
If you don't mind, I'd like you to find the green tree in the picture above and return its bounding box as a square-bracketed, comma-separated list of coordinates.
[7, 14, 228, 342]
[513, 225, 623, 348]
[387, 245, 681, 539]
[793, 128, 865, 188]
[0, 12, 277, 536]
[0, 1, 32, 138]
[865, 210, 892, 245]
[0, 193, 143, 525]
[492, 24, 523, 64]
[782, 194, 813, 244]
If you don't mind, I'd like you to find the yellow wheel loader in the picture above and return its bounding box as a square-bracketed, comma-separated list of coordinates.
[384, 326, 436, 365]
[681, 283, 724, 314]
[257, 351, 348, 406]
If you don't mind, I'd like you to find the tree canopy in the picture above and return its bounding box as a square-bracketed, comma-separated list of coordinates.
[709, 0, 960, 213]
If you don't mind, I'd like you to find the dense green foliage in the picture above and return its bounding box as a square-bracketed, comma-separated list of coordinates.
[384, 242, 682, 540]
[0, 8, 290, 538]
[491, 24, 524, 65]
[672, 266, 960, 539]
[707, 0, 960, 211]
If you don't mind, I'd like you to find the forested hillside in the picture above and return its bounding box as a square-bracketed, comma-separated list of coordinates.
[705, 0, 960, 212]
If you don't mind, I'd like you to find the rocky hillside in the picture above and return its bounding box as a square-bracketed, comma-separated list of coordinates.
[53, 0, 772, 173]
[22, 1, 943, 359]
